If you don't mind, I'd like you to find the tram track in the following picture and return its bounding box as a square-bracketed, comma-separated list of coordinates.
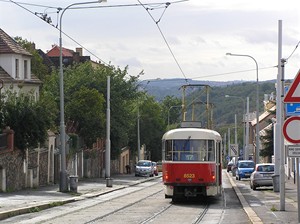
[85, 188, 163, 224]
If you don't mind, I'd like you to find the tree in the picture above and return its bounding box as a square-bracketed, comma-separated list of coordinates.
[66, 87, 105, 148]
[41, 62, 140, 158]
[1, 90, 54, 151]
[14, 37, 50, 81]
[132, 93, 165, 161]
[260, 120, 274, 163]
[160, 95, 182, 130]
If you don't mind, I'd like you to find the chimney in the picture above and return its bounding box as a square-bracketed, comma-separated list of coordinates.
[76, 48, 83, 56]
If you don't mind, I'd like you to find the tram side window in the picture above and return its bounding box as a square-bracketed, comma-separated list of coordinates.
[207, 140, 215, 161]
[165, 140, 173, 160]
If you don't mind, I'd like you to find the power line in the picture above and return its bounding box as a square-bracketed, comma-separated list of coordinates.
[8, 0, 111, 66]
[6, 0, 188, 73]
[285, 40, 300, 62]
[138, 0, 190, 84]
[141, 65, 277, 82]
[190, 65, 277, 80]
[1, 0, 57, 9]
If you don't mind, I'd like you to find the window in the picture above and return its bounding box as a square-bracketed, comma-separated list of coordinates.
[15, 59, 19, 78]
[24, 60, 28, 79]
[164, 139, 216, 162]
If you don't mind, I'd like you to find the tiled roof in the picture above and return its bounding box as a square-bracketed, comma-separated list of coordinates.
[0, 28, 32, 56]
[0, 66, 42, 85]
[0, 66, 14, 83]
[47, 45, 73, 57]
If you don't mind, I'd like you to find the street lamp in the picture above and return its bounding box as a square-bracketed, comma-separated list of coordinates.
[226, 53, 260, 163]
[59, 0, 106, 192]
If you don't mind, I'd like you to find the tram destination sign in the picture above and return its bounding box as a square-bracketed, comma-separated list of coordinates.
[288, 145, 300, 157]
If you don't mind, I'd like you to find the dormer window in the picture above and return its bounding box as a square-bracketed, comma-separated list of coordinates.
[24, 60, 28, 79]
[15, 58, 19, 78]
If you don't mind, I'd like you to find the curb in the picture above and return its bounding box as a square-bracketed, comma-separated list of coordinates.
[0, 175, 161, 221]
[226, 172, 263, 224]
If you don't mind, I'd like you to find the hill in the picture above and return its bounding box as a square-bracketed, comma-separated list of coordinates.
[139, 78, 246, 101]
[141, 78, 276, 133]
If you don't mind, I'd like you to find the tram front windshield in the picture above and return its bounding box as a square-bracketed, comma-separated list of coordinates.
[164, 139, 215, 162]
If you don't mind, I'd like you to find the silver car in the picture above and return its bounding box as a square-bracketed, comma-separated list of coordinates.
[250, 163, 274, 190]
[135, 160, 154, 177]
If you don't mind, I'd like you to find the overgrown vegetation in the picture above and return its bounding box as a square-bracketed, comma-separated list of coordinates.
[1, 37, 276, 161]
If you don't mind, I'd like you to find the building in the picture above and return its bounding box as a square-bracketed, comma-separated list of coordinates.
[0, 28, 42, 100]
[46, 45, 90, 68]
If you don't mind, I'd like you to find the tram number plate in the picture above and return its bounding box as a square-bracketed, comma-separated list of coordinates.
[183, 174, 195, 178]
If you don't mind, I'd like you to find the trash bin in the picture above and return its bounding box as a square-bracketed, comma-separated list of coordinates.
[69, 175, 78, 193]
[272, 174, 279, 192]
[106, 178, 113, 187]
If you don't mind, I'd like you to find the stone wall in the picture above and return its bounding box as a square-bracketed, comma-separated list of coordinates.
[0, 149, 25, 191]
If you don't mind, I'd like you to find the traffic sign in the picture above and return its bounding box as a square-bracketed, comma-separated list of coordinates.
[284, 69, 300, 103]
[283, 116, 300, 144]
[230, 144, 238, 156]
[288, 145, 300, 157]
[286, 103, 300, 116]
[285, 86, 300, 116]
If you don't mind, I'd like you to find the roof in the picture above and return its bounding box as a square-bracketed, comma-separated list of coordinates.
[0, 66, 42, 85]
[251, 105, 276, 126]
[0, 66, 14, 83]
[0, 28, 32, 56]
[162, 128, 222, 141]
[46, 45, 73, 57]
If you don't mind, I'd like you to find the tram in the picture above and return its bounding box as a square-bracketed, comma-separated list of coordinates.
[162, 127, 222, 201]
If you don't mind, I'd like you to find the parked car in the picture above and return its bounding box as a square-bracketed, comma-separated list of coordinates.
[135, 160, 154, 177]
[235, 160, 255, 180]
[156, 161, 162, 172]
[152, 161, 158, 176]
[227, 160, 234, 172]
[250, 163, 274, 190]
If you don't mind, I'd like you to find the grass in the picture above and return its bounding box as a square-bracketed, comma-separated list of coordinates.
[29, 207, 40, 213]
[270, 205, 278, 211]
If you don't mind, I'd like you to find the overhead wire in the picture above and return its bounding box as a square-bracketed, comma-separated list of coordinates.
[285, 40, 300, 63]
[8, 0, 111, 66]
[6, 0, 189, 72]
[4, 0, 276, 83]
[137, 0, 190, 84]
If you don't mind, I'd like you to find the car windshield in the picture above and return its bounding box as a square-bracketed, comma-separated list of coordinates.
[238, 161, 255, 168]
[152, 162, 157, 166]
[137, 161, 151, 167]
[257, 165, 274, 172]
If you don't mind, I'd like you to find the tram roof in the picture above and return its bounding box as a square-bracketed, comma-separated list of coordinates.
[162, 128, 222, 141]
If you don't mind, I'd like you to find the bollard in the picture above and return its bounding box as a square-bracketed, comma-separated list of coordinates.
[69, 175, 78, 193]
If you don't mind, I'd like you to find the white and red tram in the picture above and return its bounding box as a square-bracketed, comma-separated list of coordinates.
[162, 127, 222, 200]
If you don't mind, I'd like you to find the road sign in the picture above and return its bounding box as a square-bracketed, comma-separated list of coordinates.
[284, 69, 300, 103]
[230, 144, 238, 156]
[288, 145, 300, 157]
[285, 86, 300, 116]
[283, 116, 300, 144]
[286, 103, 300, 116]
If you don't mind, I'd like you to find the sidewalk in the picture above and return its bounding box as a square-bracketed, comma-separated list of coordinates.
[227, 171, 299, 224]
[0, 174, 153, 221]
[0, 172, 299, 223]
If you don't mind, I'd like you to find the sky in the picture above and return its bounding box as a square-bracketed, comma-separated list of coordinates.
[1, 0, 300, 82]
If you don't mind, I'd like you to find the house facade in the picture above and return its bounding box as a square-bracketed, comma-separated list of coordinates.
[0, 29, 123, 192]
[0, 28, 41, 100]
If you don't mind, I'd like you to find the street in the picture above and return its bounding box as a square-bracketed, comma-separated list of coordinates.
[1, 170, 250, 224]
